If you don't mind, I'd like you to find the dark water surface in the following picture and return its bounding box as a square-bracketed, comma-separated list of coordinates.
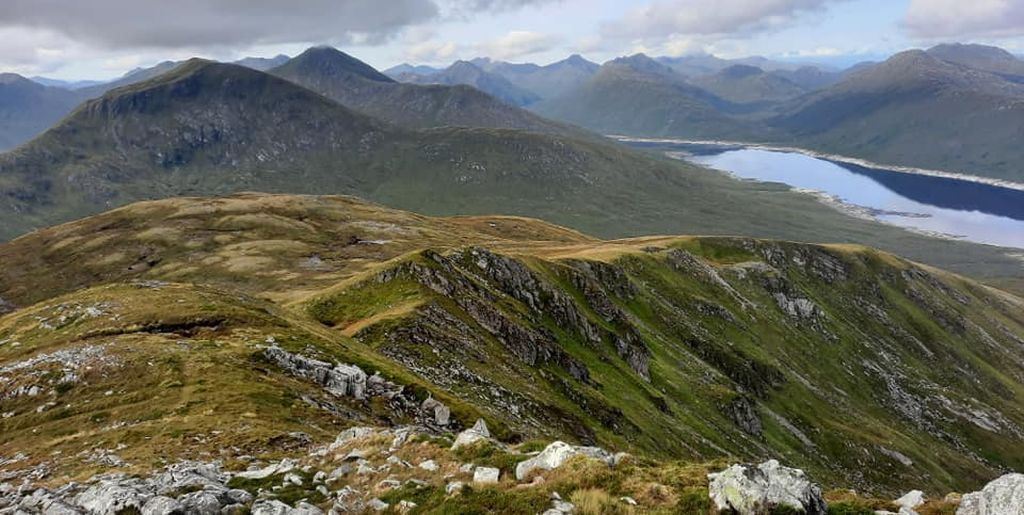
[635, 142, 1024, 249]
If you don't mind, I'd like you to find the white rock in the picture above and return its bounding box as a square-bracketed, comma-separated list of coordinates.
[418, 460, 439, 472]
[177, 491, 222, 515]
[74, 481, 150, 515]
[452, 419, 492, 449]
[250, 500, 291, 515]
[473, 467, 500, 484]
[957, 473, 1024, 515]
[293, 501, 325, 515]
[446, 481, 464, 495]
[367, 498, 389, 512]
[551, 499, 575, 512]
[141, 496, 184, 515]
[707, 460, 827, 515]
[398, 500, 418, 512]
[896, 490, 926, 510]
[235, 459, 296, 480]
[329, 427, 379, 451]
[514, 442, 612, 481]
[283, 473, 303, 486]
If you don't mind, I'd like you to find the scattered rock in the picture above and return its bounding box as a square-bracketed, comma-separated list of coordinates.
[514, 441, 613, 481]
[707, 460, 827, 515]
[957, 473, 1024, 515]
[473, 467, 500, 484]
[367, 498, 390, 512]
[446, 481, 464, 495]
[141, 495, 184, 515]
[250, 499, 292, 515]
[452, 419, 492, 449]
[236, 459, 296, 480]
[418, 460, 439, 472]
[895, 490, 926, 510]
[421, 397, 450, 426]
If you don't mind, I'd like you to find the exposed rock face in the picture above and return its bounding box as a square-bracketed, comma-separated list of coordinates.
[707, 460, 827, 515]
[722, 396, 763, 436]
[262, 346, 452, 430]
[0, 461, 320, 515]
[514, 441, 614, 480]
[957, 473, 1024, 515]
[263, 346, 371, 399]
[74, 479, 153, 515]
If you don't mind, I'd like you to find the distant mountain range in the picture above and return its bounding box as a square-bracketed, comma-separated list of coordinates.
[270, 47, 577, 136]
[393, 60, 540, 106]
[15, 43, 1024, 183]
[0, 48, 1013, 286]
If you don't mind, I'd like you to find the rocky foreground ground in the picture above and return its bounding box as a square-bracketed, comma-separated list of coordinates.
[2, 417, 1020, 514]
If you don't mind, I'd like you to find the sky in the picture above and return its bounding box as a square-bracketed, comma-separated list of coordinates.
[2, 0, 1024, 80]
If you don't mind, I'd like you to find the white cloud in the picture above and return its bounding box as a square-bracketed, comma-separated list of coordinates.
[476, 31, 559, 60]
[903, 0, 1024, 39]
[604, 0, 840, 39]
[406, 40, 460, 63]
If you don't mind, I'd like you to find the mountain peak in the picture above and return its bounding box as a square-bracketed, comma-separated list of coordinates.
[0, 73, 33, 86]
[926, 42, 1024, 75]
[606, 53, 675, 76]
[276, 46, 395, 83]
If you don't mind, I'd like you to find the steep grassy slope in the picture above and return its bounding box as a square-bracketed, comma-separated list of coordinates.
[2, 194, 1023, 498]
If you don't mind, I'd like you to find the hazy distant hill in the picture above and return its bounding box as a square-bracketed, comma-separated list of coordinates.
[690, 64, 806, 104]
[770, 49, 1024, 182]
[769, 66, 843, 91]
[399, 60, 541, 106]
[533, 54, 758, 139]
[0, 74, 83, 151]
[234, 54, 291, 71]
[476, 55, 600, 99]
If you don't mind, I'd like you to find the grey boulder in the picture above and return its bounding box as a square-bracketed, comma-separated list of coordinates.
[957, 473, 1024, 515]
[707, 460, 827, 515]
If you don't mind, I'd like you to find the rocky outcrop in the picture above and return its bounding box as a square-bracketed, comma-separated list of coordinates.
[514, 441, 614, 480]
[957, 473, 1024, 515]
[0, 296, 14, 315]
[263, 346, 374, 399]
[707, 460, 827, 515]
[262, 346, 452, 430]
[721, 396, 763, 436]
[0, 462, 258, 515]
